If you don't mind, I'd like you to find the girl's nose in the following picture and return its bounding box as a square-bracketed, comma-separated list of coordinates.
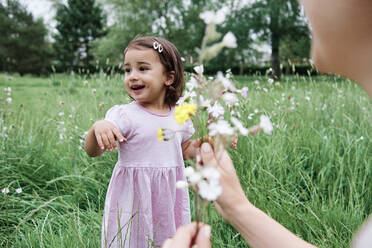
[128, 70, 139, 81]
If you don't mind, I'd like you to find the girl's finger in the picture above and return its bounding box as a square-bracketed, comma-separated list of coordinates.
[113, 128, 126, 143]
[101, 134, 111, 151]
[107, 131, 117, 150]
[95, 132, 105, 150]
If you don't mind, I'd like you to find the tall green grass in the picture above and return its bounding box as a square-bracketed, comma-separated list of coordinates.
[0, 72, 371, 247]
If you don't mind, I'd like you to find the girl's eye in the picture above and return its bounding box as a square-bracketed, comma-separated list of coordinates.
[139, 66, 148, 71]
[124, 68, 131, 73]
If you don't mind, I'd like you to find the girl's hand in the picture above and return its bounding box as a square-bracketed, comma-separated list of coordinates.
[93, 120, 126, 151]
[182, 139, 202, 160]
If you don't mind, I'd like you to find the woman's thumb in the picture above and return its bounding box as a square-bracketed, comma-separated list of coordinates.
[200, 143, 217, 168]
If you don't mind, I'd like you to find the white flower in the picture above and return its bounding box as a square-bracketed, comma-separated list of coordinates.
[92, 88, 97, 94]
[1, 187, 9, 194]
[16, 188, 22, 194]
[208, 102, 225, 118]
[186, 77, 199, 91]
[181, 57, 185, 62]
[222, 92, 238, 106]
[199, 95, 211, 108]
[217, 71, 236, 91]
[360, 136, 364, 140]
[268, 78, 274, 84]
[176, 181, 189, 189]
[177, 91, 197, 105]
[198, 180, 222, 201]
[189, 171, 202, 184]
[58, 112, 64, 116]
[208, 119, 234, 136]
[199, 10, 226, 24]
[4, 87, 11, 93]
[231, 117, 248, 136]
[260, 115, 273, 135]
[240, 87, 248, 98]
[201, 167, 220, 182]
[263, 88, 268, 93]
[6, 97, 12, 103]
[184, 166, 195, 177]
[194, 64, 204, 74]
[222, 32, 237, 48]
[305, 96, 310, 101]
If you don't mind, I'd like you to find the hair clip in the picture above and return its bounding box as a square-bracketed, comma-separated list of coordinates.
[153, 41, 163, 53]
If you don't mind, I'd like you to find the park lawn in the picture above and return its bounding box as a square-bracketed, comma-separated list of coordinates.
[0, 72, 371, 247]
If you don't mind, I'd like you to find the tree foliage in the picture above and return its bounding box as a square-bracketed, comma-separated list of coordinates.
[93, 0, 226, 66]
[240, 0, 310, 79]
[53, 0, 106, 71]
[0, 0, 52, 75]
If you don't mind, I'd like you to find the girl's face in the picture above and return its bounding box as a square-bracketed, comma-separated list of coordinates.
[124, 48, 173, 110]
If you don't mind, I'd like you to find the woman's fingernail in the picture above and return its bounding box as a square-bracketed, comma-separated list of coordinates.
[202, 225, 211, 238]
[101, 147, 104, 150]
[202, 143, 211, 152]
[120, 139, 124, 142]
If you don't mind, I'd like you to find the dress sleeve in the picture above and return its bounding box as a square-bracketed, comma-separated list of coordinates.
[182, 119, 195, 142]
[104, 105, 131, 137]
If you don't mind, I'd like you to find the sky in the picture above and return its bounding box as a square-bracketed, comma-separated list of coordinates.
[19, 0, 63, 32]
[20, 0, 257, 32]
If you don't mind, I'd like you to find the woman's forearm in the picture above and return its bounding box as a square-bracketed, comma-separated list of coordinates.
[225, 200, 317, 248]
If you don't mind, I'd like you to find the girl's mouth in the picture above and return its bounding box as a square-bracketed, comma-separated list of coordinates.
[130, 85, 145, 91]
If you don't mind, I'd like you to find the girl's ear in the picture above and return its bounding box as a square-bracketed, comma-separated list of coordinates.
[165, 71, 175, 86]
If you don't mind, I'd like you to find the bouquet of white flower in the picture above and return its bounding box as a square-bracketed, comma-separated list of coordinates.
[158, 9, 273, 232]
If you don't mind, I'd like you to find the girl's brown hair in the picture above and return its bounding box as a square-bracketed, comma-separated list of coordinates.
[124, 36, 185, 106]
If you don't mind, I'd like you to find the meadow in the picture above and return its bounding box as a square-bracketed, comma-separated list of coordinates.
[0, 72, 371, 247]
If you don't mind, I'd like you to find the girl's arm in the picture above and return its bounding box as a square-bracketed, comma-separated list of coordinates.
[181, 139, 201, 160]
[84, 120, 126, 157]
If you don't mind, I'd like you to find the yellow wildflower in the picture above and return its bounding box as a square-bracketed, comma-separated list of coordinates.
[174, 104, 197, 125]
[157, 128, 163, 142]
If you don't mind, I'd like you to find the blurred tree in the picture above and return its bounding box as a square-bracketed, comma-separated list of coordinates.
[0, 0, 52, 75]
[280, 26, 311, 74]
[93, 0, 224, 66]
[53, 0, 106, 71]
[244, 0, 309, 79]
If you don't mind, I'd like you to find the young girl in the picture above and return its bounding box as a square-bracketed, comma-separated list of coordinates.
[84, 36, 198, 248]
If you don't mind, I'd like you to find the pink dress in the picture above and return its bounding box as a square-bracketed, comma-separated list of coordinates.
[101, 101, 193, 248]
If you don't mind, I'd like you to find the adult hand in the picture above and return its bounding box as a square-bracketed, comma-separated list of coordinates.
[93, 120, 126, 151]
[199, 142, 249, 221]
[162, 222, 211, 248]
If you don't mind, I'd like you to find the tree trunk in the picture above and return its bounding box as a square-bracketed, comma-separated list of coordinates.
[269, 0, 281, 80]
[271, 33, 281, 80]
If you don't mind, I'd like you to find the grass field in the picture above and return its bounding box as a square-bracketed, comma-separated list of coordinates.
[0, 72, 371, 247]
